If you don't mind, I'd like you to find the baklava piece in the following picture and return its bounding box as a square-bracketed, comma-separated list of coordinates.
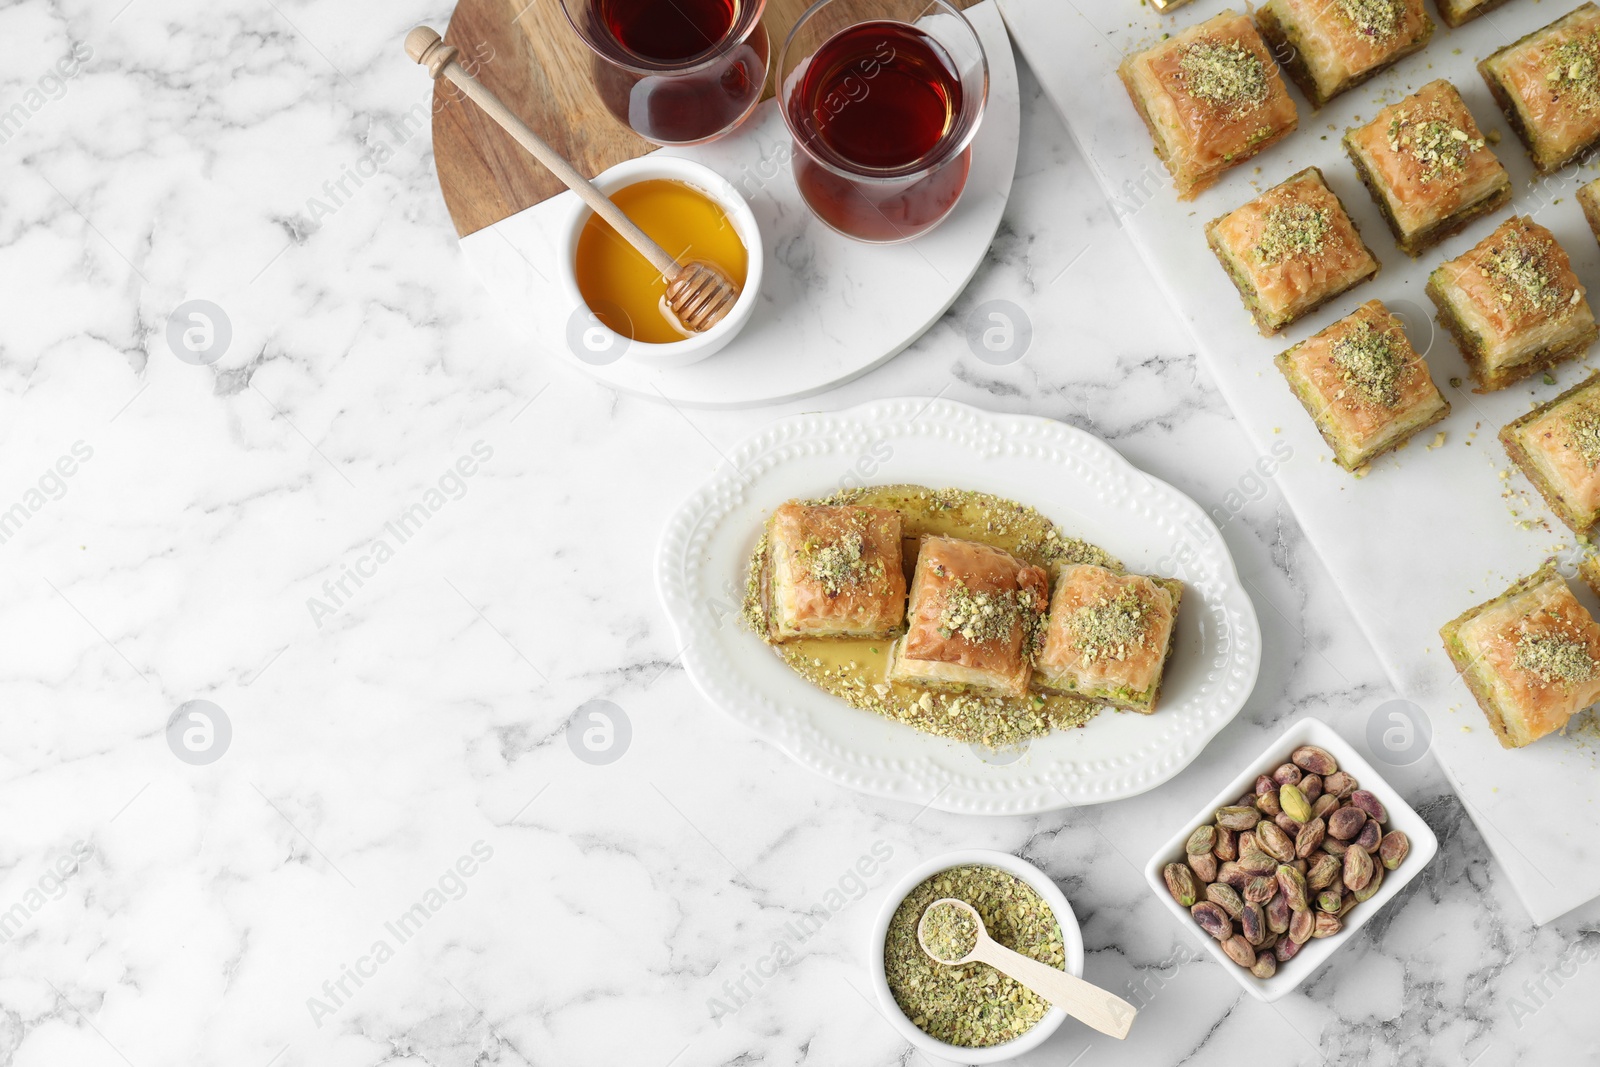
[1440, 562, 1600, 748]
[1437, 0, 1515, 30]
[1480, 4, 1600, 173]
[763, 503, 906, 641]
[1275, 299, 1450, 471]
[1343, 79, 1510, 256]
[1033, 565, 1182, 713]
[1426, 216, 1598, 392]
[888, 536, 1048, 700]
[1500, 373, 1600, 536]
[1206, 167, 1381, 335]
[1579, 177, 1600, 246]
[1118, 11, 1299, 200]
[1256, 0, 1433, 109]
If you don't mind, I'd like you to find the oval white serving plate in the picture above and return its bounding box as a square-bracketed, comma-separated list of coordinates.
[655, 398, 1262, 813]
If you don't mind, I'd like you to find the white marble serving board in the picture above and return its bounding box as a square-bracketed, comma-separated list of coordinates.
[458, 0, 1019, 409]
[999, 0, 1600, 924]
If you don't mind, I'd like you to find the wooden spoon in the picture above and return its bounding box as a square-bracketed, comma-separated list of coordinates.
[404, 26, 740, 334]
[917, 898, 1138, 1040]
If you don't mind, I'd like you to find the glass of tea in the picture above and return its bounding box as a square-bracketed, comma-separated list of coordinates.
[778, 0, 987, 243]
[560, 0, 771, 146]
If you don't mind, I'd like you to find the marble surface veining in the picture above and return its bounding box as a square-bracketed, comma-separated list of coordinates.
[0, 1, 1596, 1065]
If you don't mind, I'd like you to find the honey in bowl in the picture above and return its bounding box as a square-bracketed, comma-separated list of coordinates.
[574, 178, 748, 344]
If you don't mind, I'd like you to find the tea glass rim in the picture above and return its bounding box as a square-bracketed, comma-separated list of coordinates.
[777, 0, 989, 186]
[559, 0, 770, 76]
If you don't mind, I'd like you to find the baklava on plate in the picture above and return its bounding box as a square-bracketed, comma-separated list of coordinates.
[1256, 0, 1433, 109]
[889, 535, 1048, 700]
[763, 502, 906, 640]
[1480, 3, 1600, 173]
[1500, 372, 1600, 536]
[1436, 0, 1515, 30]
[1033, 564, 1183, 712]
[1441, 562, 1600, 748]
[1118, 11, 1299, 200]
[1206, 166, 1381, 335]
[1276, 299, 1450, 471]
[1426, 215, 1598, 391]
[1343, 79, 1510, 256]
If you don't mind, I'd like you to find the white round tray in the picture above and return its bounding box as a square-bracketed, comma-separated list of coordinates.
[459, 0, 1020, 408]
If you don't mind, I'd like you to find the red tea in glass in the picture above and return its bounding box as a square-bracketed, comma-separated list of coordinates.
[780, 1, 988, 243]
[562, 0, 769, 146]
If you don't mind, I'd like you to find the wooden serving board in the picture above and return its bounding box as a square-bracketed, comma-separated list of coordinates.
[432, 0, 979, 237]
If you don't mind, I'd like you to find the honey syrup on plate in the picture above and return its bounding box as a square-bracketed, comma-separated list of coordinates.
[574, 178, 748, 344]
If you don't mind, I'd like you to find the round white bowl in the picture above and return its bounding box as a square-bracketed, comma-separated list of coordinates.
[869, 849, 1084, 1063]
[557, 155, 763, 370]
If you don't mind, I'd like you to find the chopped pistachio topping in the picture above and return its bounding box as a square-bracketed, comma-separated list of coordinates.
[1387, 108, 1483, 182]
[921, 901, 980, 963]
[1330, 319, 1406, 407]
[1336, 0, 1402, 39]
[1178, 38, 1268, 116]
[807, 530, 870, 594]
[1545, 34, 1600, 111]
[1566, 407, 1600, 468]
[885, 866, 1064, 1048]
[1483, 234, 1567, 314]
[1070, 588, 1151, 664]
[1514, 626, 1597, 685]
[1255, 201, 1332, 264]
[938, 582, 1023, 645]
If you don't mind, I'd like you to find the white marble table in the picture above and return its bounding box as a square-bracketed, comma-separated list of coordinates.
[3, 3, 1596, 1065]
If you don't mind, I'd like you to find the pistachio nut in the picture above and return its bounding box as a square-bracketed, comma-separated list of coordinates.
[1353, 862, 1384, 903]
[1279, 783, 1312, 824]
[1338, 894, 1358, 918]
[1217, 861, 1250, 890]
[1222, 934, 1257, 968]
[1342, 844, 1374, 894]
[1254, 790, 1283, 818]
[1273, 762, 1304, 786]
[1216, 805, 1261, 831]
[1266, 891, 1291, 933]
[1276, 864, 1309, 911]
[1205, 881, 1245, 918]
[1239, 847, 1278, 875]
[1191, 901, 1233, 941]
[1300, 774, 1323, 803]
[1291, 745, 1339, 776]
[1312, 793, 1341, 820]
[1258, 929, 1280, 952]
[1350, 789, 1388, 824]
[1275, 935, 1303, 963]
[1356, 819, 1382, 852]
[1254, 774, 1276, 796]
[1241, 901, 1266, 945]
[1275, 812, 1305, 837]
[1245, 875, 1277, 903]
[1189, 851, 1219, 883]
[1379, 830, 1410, 871]
[1316, 888, 1342, 913]
[1312, 912, 1342, 938]
[1251, 953, 1278, 979]
[1238, 830, 1258, 856]
[1321, 837, 1349, 857]
[1215, 827, 1238, 862]
[1288, 906, 1315, 944]
[1257, 822, 1296, 863]
[1163, 862, 1198, 906]
[1323, 770, 1358, 798]
[1295, 817, 1326, 859]
[1327, 805, 1367, 841]
[1187, 825, 1217, 856]
[1307, 852, 1342, 891]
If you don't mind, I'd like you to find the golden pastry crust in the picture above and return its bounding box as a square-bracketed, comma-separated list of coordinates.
[765, 503, 906, 641]
[1034, 565, 1182, 713]
[1342, 79, 1511, 257]
[1436, 0, 1515, 30]
[1426, 216, 1598, 392]
[890, 536, 1049, 699]
[1118, 11, 1299, 200]
[1257, 0, 1433, 108]
[1441, 563, 1600, 748]
[1480, 4, 1600, 173]
[1500, 372, 1600, 536]
[1206, 166, 1380, 335]
[1276, 299, 1450, 471]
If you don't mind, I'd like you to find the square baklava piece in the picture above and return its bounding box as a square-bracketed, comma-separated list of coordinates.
[1437, 0, 1515, 30]
[1256, 0, 1433, 109]
[1426, 216, 1598, 392]
[1275, 299, 1450, 471]
[1579, 177, 1600, 246]
[763, 503, 906, 641]
[1206, 167, 1381, 335]
[1441, 562, 1600, 748]
[1118, 11, 1299, 200]
[1343, 79, 1511, 256]
[1033, 564, 1182, 713]
[1500, 372, 1600, 536]
[1480, 4, 1600, 173]
[889, 536, 1048, 700]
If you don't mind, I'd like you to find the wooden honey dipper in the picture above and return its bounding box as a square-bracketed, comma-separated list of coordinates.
[405, 26, 740, 334]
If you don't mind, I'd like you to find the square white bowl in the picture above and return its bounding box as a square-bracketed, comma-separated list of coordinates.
[1142, 717, 1438, 1002]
